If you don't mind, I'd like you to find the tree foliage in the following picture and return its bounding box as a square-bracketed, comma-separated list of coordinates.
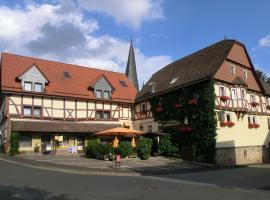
[9, 132, 20, 156]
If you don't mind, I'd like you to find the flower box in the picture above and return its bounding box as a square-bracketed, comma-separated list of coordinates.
[175, 103, 182, 109]
[156, 107, 163, 112]
[188, 99, 198, 105]
[220, 96, 230, 101]
[220, 121, 235, 127]
[251, 102, 260, 107]
[248, 123, 260, 129]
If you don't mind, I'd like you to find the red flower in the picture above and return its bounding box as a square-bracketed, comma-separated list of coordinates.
[251, 102, 260, 107]
[175, 103, 182, 109]
[188, 99, 198, 105]
[220, 121, 228, 127]
[227, 121, 235, 127]
[248, 124, 254, 129]
[156, 107, 163, 112]
[254, 123, 260, 129]
[220, 96, 230, 101]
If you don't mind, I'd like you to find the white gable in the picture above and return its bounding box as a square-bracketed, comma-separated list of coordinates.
[19, 65, 48, 83]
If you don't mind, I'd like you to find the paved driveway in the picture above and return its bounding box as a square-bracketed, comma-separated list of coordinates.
[17, 154, 204, 174]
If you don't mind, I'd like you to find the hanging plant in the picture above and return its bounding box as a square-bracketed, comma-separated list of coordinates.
[251, 102, 260, 107]
[220, 96, 230, 101]
[175, 103, 182, 109]
[188, 98, 198, 105]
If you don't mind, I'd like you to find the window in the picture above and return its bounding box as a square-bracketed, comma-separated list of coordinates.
[148, 125, 152, 133]
[34, 83, 42, 92]
[248, 116, 257, 124]
[33, 107, 41, 116]
[103, 91, 110, 99]
[268, 118, 270, 128]
[231, 88, 237, 99]
[230, 65, 236, 75]
[226, 113, 232, 122]
[250, 94, 256, 102]
[19, 135, 32, 147]
[139, 124, 143, 132]
[219, 112, 231, 122]
[120, 80, 128, 87]
[267, 98, 270, 105]
[241, 89, 246, 99]
[23, 106, 32, 116]
[63, 71, 71, 78]
[141, 104, 146, 112]
[24, 82, 32, 91]
[243, 70, 248, 79]
[96, 111, 102, 119]
[169, 78, 178, 85]
[103, 111, 110, 119]
[96, 90, 102, 99]
[220, 86, 226, 96]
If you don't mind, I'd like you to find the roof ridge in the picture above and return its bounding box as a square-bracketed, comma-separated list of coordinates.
[1, 52, 126, 76]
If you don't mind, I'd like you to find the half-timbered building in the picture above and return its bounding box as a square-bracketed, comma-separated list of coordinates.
[134, 39, 270, 165]
[0, 52, 137, 154]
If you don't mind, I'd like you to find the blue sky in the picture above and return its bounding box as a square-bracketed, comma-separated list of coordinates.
[0, 0, 270, 87]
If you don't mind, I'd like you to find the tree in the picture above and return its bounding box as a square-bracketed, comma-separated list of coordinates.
[256, 70, 270, 84]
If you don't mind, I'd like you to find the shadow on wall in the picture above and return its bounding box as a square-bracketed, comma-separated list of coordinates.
[215, 141, 236, 165]
[262, 130, 270, 163]
[0, 185, 75, 200]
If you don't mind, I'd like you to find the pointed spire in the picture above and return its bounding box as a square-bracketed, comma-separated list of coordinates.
[125, 39, 139, 90]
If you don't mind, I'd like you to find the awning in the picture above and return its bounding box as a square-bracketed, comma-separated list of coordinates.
[11, 120, 121, 133]
[95, 127, 144, 137]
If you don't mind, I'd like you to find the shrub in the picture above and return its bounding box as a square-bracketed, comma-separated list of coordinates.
[137, 137, 152, 160]
[158, 134, 179, 157]
[115, 141, 134, 158]
[9, 132, 20, 156]
[85, 139, 101, 158]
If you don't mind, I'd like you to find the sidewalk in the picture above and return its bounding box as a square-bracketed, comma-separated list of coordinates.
[0, 154, 214, 176]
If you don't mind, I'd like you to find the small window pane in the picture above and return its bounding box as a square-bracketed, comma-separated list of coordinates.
[251, 95, 256, 102]
[120, 80, 128, 87]
[34, 83, 42, 92]
[231, 88, 237, 99]
[96, 90, 102, 99]
[23, 107, 32, 116]
[33, 107, 41, 116]
[148, 125, 152, 133]
[96, 111, 102, 118]
[241, 89, 245, 99]
[226, 114, 231, 122]
[24, 82, 32, 91]
[19, 135, 32, 147]
[103, 111, 110, 119]
[220, 86, 226, 96]
[103, 91, 110, 99]
[142, 104, 146, 111]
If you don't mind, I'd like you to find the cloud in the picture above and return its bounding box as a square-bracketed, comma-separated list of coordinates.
[258, 35, 270, 47]
[77, 0, 164, 28]
[0, 2, 171, 88]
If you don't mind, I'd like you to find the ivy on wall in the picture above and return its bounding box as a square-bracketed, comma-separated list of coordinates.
[149, 80, 217, 163]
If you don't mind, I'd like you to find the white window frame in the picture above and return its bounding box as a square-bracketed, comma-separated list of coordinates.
[225, 113, 232, 122]
[34, 83, 43, 92]
[241, 89, 246, 99]
[230, 65, 236, 75]
[231, 88, 237, 99]
[248, 115, 257, 124]
[24, 82, 32, 91]
[250, 94, 256, 103]
[33, 107, 41, 116]
[243, 69, 248, 79]
[23, 106, 32, 116]
[103, 91, 110, 99]
[220, 86, 226, 96]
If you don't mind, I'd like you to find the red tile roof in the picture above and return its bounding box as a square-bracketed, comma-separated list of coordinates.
[1, 52, 137, 103]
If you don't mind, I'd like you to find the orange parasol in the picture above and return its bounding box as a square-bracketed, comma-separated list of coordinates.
[95, 127, 144, 137]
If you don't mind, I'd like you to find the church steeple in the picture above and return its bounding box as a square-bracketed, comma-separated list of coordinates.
[125, 40, 139, 90]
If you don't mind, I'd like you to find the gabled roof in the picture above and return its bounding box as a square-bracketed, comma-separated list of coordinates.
[1, 53, 137, 103]
[88, 74, 115, 91]
[136, 39, 235, 101]
[17, 63, 49, 83]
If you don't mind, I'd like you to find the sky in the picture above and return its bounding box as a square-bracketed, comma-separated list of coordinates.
[0, 0, 270, 88]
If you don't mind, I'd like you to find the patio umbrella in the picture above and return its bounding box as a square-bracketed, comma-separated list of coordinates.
[131, 137, 136, 147]
[95, 127, 144, 137]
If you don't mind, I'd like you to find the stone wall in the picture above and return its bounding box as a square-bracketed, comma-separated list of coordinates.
[215, 145, 269, 165]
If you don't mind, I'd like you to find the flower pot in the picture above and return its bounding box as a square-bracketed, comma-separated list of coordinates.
[220, 96, 230, 101]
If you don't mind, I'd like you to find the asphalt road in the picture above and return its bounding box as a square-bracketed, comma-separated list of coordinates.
[0, 159, 270, 200]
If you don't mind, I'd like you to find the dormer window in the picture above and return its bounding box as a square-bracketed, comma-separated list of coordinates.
[96, 90, 102, 98]
[34, 83, 43, 92]
[24, 82, 32, 91]
[103, 91, 110, 99]
[90, 75, 113, 100]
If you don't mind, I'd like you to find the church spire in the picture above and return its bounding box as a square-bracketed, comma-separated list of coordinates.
[125, 40, 139, 90]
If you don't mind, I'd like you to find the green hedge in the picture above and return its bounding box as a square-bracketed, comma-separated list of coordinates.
[9, 132, 20, 156]
[158, 134, 179, 157]
[115, 141, 134, 158]
[136, 137, 152, 160]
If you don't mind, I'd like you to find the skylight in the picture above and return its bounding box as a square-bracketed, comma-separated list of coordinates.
[120, 80, 128, 87]
[169, 77, 178, 85]
[63, 71, 71, 78]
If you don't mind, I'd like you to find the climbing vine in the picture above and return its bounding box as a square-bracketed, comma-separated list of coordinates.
[150, 80, 217, 163]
